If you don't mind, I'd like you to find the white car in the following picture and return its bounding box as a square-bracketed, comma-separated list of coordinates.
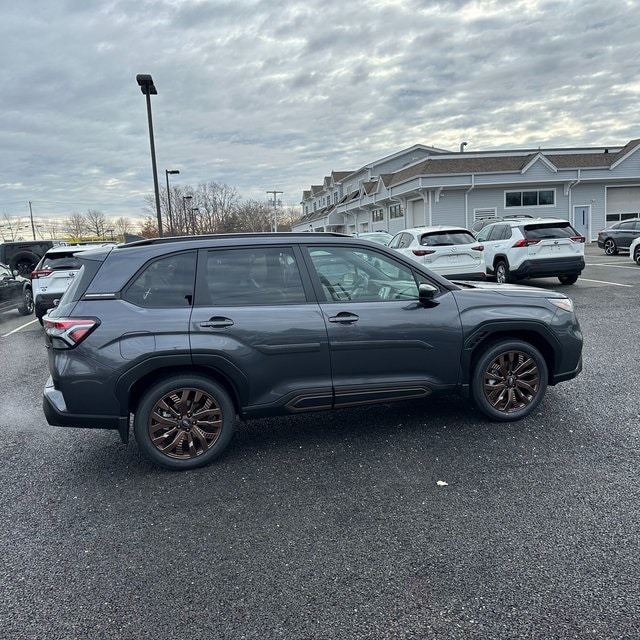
[630, 237, 640, 265]
[31, 243, 114, 323]
[388, 226, 486, 280]
[475, 218, 585, 284]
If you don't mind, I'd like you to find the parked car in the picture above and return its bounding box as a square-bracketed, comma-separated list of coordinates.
[0, 240, 54, 276]
[597, 219, 640, 255]
[42, 233, 583, 470]
[474, 218, 585, 284]
[629, 237, 640, 265]
[471, 214, 535, 235]
[352, 231, 393, 245]
[388, 226, 486, 280]
[0, 262, 34, 317]
[31, 243, 114, 323]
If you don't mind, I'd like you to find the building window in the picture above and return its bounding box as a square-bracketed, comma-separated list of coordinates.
[505, 189, 555, 208]
[372, 208, 384, 222]
[305, 206, 309, 215]
[333, 192, 338, 204]
[389, 204, 403, 219]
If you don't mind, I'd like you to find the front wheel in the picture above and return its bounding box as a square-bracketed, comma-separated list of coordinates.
[558, 274, 578, 285]
[603, 238, 618, 255]
[471, 340, 548, 421]
[494, 260, 510, 284]
[134, 376, 236, 470]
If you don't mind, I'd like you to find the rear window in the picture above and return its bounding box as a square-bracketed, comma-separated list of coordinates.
[40, 253, 83, 270]
[420, 231, 476, 246]
[523, 222, 578, 240]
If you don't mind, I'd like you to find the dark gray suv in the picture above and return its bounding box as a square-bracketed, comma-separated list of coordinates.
[43, 233, 583, 470]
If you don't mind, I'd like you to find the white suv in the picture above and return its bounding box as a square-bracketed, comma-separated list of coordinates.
[31, 243, 113, 323]
[475, 218, 585, 284]
[388, 226, 486, 280]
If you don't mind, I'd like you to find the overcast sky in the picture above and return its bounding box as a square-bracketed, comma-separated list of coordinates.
[1, 0, 639, 228]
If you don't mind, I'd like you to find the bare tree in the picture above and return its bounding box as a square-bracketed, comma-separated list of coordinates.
[197, 182, 240, 233]
[64, 212, 88, 240]
[1, 214, 19, 241]
[231, 200, 274, 232]
[85, 209, 106, 238]
[139, 216, 159, 238]
[113, 216, 134, 240]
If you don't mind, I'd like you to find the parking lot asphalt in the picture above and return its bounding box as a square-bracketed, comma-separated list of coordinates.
[1, 247, 639, 640]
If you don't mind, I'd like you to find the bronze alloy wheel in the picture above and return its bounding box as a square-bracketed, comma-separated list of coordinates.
[482, 350, 540, 413]
[148, 387, 224, 459]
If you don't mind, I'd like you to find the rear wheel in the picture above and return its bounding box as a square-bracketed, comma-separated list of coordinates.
[494, 260, 510, 284]
[558, 274, 578, 285]
[472, 340, 548, 421]
[603, 238, 618, 255]
[18, 288, 34, 315]
[634, 247, 640, 266]
[134, 376, 236, 470]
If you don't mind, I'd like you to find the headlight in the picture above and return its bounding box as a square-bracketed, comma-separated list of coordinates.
[549, 297, 574, 313]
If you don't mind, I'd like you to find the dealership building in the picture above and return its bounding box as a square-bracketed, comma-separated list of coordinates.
[293, 138, 640, 240]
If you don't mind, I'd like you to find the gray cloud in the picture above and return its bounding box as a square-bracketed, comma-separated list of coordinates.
[1, 0, 639, 228]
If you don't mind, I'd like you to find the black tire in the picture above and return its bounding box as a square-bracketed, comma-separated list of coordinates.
[494, 260, 510, 284]
[558, 274, 578, 285]
[35, 304, 46, 325]
[603, 238, 618, 256]
[471, 340, 548, 421]
[18, 287, 34, 315]
[134, 376, 236, 470]
[10, 254, 38, 277]
[634, 247, 640, 266]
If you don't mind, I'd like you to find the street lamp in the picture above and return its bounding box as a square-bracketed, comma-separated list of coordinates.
[191, 207, 199, 236]
[183, 195, 192, 235]
[136, 73, 163, 238]
[165, 169, 180, 235]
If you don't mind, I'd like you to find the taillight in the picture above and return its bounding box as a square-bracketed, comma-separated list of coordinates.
[471, 245, 484, 251]
[512, 239, 540, 248]
[31, 269, 53, 279]
[412, 249, 436, 256]
[571, 236, 586, 243]
[43, 317, 99, 348]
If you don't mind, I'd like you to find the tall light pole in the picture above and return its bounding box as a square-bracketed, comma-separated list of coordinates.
[183, 195, 192, 235]
[136, 73, 163, 238]
[191, 207, 199, 236]
[165, 169, 180, 235]
[266, 190, 283, 232]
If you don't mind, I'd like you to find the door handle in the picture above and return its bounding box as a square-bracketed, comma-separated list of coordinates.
[328, 312, 359, 324]
[199, 316, 234, 328]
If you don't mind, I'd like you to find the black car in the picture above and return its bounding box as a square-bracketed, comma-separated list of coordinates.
[42, 233, 583, 470]
[0, 262, 34, 317]
[597, 218, 640, 255]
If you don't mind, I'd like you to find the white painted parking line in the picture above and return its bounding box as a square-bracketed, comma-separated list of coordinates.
[1, 318, 39, 337]
[586, 262, 639, 270]
[579, 278, 632, 287]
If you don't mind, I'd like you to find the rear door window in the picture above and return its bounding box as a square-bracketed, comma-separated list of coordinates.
[199, 247, 307, 306]
[123, 251, 197, 308]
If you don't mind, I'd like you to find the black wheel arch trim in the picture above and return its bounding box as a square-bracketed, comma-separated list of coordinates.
[460, 319, 560, 385]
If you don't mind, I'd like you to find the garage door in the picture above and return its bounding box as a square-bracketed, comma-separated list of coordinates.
[607, 186, 640, 214]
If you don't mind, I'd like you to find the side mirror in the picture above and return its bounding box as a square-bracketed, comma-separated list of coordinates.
[418, 282, 439, 306]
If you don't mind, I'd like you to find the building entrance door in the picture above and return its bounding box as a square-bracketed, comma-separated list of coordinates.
[573, 205, 590, 240]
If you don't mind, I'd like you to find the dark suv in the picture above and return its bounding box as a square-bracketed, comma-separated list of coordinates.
[43, 233, 583, 470]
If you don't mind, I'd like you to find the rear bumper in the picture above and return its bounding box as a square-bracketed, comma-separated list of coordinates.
[511, 256, 585, 280]
[43, 376, 124, 432]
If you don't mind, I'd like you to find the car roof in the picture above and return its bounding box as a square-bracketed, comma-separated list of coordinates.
[483, 217, 570, 228]
[44, 242, 114, 255]
[397, 225, 472, 234]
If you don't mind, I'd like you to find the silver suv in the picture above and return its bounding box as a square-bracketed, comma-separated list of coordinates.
[475, 218, 585, 284]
